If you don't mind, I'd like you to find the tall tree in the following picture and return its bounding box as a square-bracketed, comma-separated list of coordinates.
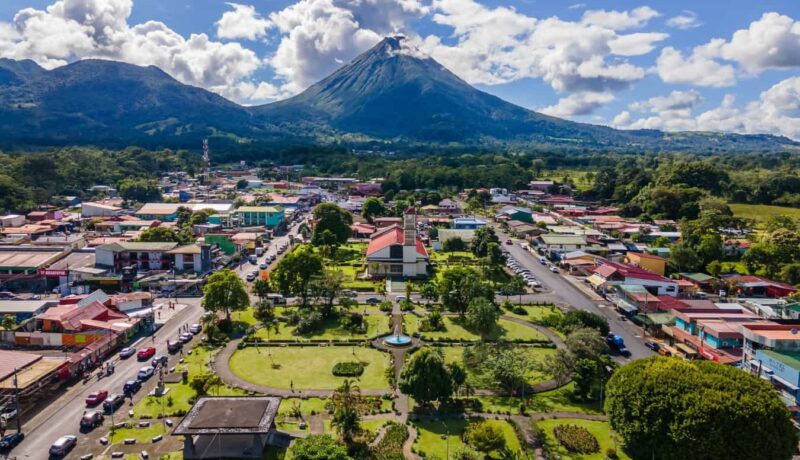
[331, 379, 362, 445]
[465, 297, 499, 341]
[606, 357, 795, 460]
[201, 269, 250, 321]
[311, 269, 345, 318]
[312, 203, 353, 246]
[438, 267, 494, 316]
[118, 178, 161, 203]
[361, 197, 386, 223]
[399, 347, 453, 406]
[471, 226, 500, 258]
[271, 246, 324, 307]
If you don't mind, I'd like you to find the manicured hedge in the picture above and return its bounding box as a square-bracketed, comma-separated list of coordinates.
[553, 424, 599, 454]
[332, 361, 365, 376]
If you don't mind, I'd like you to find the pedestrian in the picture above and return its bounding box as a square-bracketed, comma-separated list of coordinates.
[290, 380, 294, 393]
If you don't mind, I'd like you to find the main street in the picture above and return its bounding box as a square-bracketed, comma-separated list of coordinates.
[498, 230, 654, 360]
[13, 298, 204, 460]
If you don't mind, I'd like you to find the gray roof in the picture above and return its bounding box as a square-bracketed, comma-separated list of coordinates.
[97, 242, 179, 252]
[77, 290, 111, 308]
[173, 396, 281, 435]
[0, 300, 58, 314]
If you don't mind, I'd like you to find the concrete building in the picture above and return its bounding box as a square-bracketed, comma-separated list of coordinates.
[366, 209, 429, 278]
[81, 202, 121, 218]
[453, 217, 487, 230]
[231, 206, 284, 228]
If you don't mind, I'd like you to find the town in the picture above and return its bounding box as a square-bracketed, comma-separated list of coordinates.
[0, 151, 797, 460]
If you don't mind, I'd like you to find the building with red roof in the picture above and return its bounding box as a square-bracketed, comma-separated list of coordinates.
[587, 259, 678, 296]
[366, 209, 429, 278]
[724, 275, 798, 298]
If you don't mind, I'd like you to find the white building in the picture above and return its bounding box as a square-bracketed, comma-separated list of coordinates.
[366, 209, 429, 278]
[81, 202, 121, 218]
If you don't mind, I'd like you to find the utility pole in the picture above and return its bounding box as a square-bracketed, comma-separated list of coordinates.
[13, 367, 21, 433]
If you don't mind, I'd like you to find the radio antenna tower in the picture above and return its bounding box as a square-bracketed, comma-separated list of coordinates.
[202, 138, 211, 183]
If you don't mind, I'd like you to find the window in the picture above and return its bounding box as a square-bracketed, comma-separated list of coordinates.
[390, 265, 403, 274]
[389, 245, 403, 259]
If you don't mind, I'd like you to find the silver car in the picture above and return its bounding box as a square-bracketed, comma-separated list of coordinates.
[49, 435, 77, 456]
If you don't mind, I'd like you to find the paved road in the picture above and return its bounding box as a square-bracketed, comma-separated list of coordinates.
[499, 231, 653, 360]
[236, 216, 307, 286]
[13, 299, 204, 460]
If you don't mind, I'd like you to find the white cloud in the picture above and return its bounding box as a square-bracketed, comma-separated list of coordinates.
[581, 6, 660, 31]
[609, 32, 668, 56]
[568, 3, 587, 10]
[423, 0, 650, 103]
[718, 12, 800, 74]
[267, 0, 428, 93]
[656, 45, 736, 87]
[216, 3, 271, 41]
[0, 0, 274, 104]
[613, 78, 800, 140]
[540, 92, 614, 117]
[666, 10, 701, 29]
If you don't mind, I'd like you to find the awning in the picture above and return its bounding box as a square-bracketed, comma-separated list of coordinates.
[587, 274, 606, 287]
[617, 302, 639, 315]
[676, 343, 697, 355]
[772, 374, 800, 392]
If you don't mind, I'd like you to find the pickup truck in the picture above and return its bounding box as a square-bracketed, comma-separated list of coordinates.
[606, 333, 631, 357]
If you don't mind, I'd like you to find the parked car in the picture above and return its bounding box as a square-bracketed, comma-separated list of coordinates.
[179, 332, 193, 343]
[103, 394, 125, 413]
[0, 292, 19, 300]
[48, 435, 77, 456]
[189, 323, 202, 334]
[538, 256, 547, 265]
[259, 262, 268, 270]
[246, 272, 256, 282]
[0, 432, 24, 450]
[365, 297, 380, 305]
[167, 339, 182, 353]
[395, 295, 407, 302]
[266, 293, 286, 305]
[0, 406, 17, 423]
[137, 366, 155, 380]
[341, 289, 358, 297]
[119, 347, 135, 359]
[123, 379, 141, 395]
[644, 341, 660, 352]
[137, 347, 156, 360]
[151, 355, 168, 367]
[79, 410, 104, 430]
[85, 389, 108, 406]
[549, 265, 559, 273]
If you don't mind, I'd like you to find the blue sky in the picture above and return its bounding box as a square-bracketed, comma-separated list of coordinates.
[1, 0, 799, 138]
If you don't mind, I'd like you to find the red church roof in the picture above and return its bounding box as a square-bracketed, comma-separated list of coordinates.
[366, 225, 428, 258]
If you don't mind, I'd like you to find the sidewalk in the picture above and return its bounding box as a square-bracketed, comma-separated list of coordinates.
[561, 274, 608, 303]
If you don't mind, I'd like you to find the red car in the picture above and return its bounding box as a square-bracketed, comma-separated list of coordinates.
[137, 347, 156, 360]
[85, 389, 108, 406]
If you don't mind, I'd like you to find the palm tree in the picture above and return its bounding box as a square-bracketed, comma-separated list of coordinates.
[203, 374, 223, 396]
[331, 379, 361, 444]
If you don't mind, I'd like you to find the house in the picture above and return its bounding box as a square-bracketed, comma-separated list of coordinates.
[678, 273, 717, 292]
[453, 217, 487, 230]
[0, 300, 58, 322]
[587, 259, 678, 297]
[87, 185, 117, 197]
[109, 292, 154, 313]
[667, 307, 762, 363]
[497, 206, 533, 223]
[35, 301, 132, 334]
[34, 235, 87, 249]
[0, 214, 25, 228]
[136, 203, 233, 222]
[172, 396, 283, 459]
[63, 196, 81, 207]
[536, 234, 588, 254]
[231, 206, 284, 228]
[438, 199, 460, 214]
[27, 210, 62, 222]
[95, 242, 179, 272]
[366, 209, 429, 278]
[528, 180, 554, 191]
[351, 223, 377, 238]
[166, 244, 212, 273]
[724, 275, 798, 298]
[624, 252, 667, 276]
[374, 217, 403, 228]
[81, 202, 121, 218]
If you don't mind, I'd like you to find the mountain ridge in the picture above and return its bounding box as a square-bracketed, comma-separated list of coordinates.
[0, 38, 795, 153]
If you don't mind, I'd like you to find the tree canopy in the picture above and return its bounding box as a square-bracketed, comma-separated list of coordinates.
[312, 203, 353, 246]
[605, 357, 795, 460]
[398, 347, 453, 406]
[271, 246, 324, 307]
[201, 269, 249, 321]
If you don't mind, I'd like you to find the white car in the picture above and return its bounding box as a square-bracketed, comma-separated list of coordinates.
[395, 295, 407, 302]
[549, 265, 559, 273]
[137, 366, 155, 380]
[246, 272, 256, 282]
[119, 347, 136, 359]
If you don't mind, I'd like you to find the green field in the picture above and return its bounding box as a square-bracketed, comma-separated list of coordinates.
[439, 345, 556, 387]
[404, 315, 549, 342]
[229, 346, 391, 390]
[414, 419, 522, 459]
[729, 203, 800, 222]
[253, 313, 391, 341]
[502, 304, 563, 323]
[109, 423, 166, 443]
[536, 418, 630, 460]
[472, 383, 603, 414]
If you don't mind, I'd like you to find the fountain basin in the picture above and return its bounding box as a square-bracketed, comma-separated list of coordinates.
[383, 334, 412, 347]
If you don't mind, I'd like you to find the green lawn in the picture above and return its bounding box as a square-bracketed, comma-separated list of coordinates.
[429, 250, 479, 264]
[473, 383, 603, 414]
[729, 203, 800, 223]
[404, 315, 549, 342]
[279, 397, 330, 415]
[536, 418, 629, 460]
[439, 345, 556, 388]
[502, 304, 563, 323]
[109, 424, 166, 443]
[253, 313, 391, 341]
[414, 419, 522, 459]
[229, 346, 391, 390]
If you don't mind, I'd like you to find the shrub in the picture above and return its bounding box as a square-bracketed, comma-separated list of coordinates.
[464, 421, 506, 453]
[379, 301, 393, 312]
[512, 306, 527, 315]
[332, 361, 365, 376]
[606, 447, 618, 459]
[552, 424, 600, 454]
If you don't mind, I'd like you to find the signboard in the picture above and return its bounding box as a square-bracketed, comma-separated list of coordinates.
[260, 270, 270, 281]
[38, 269, 67, 278]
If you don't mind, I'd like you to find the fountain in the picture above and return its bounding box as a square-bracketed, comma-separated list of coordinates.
[383, 323, 412, 347]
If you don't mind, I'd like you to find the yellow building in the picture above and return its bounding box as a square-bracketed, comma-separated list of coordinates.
[625, 252, 667, 276]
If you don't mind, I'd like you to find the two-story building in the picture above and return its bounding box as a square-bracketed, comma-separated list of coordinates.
[232, 206, 284, 228]
[95, 242, 178, 272]
[366, 209, 429, 278]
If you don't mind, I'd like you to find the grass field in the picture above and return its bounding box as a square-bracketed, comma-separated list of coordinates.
[472, 383, 603, 414]
[229, 346, 391, 390]
[253, 313, 391, 341]
[404, 315, 549, 342]
[414, 419, 522, 459]
[109, 424, 166, 443]
[539, 169, 595, 192]
[536, 418, 630, 460]
[729, 203, 800, 223]
[439, 345, 555, 387]
[502, 304, 563, 323]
